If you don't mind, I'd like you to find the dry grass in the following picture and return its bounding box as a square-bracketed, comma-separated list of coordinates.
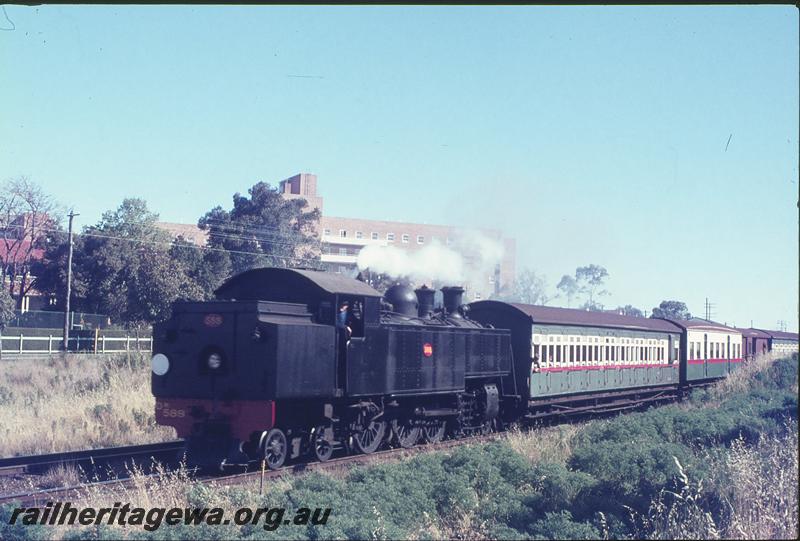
[710, 351, 797, 399]
[721, 425, 799, 539]
[501, 423, 581, 467]
[0, 352, 175, 457]
[637, 426, 799, 540]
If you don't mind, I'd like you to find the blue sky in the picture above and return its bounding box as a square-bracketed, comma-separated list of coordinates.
[1, 5, 797, 330]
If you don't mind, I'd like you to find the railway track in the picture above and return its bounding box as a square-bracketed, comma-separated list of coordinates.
[0, 440, 186, 500]
[0, 433, 503, 507]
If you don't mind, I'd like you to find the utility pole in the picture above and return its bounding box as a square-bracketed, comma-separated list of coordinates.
[704, 298, 716, 321]
[62, 210, 78, 352]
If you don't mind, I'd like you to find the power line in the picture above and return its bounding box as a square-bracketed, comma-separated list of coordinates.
[1, 224, 314, 266]
[2, 221, 323, 253]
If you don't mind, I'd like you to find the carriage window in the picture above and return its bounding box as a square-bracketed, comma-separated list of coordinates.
[556, 346, 562, 364]
[582, 345, 587, 362]
[570, 345, 575, 363]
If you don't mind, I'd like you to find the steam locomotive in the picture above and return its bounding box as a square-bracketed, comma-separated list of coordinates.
[151, 267, 514, 469]
[151, 267, 798, 470]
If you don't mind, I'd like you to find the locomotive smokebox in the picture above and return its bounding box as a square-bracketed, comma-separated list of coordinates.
[414, 285, 435, 318]
[441, 286, 465, 318]
[384, 284, 419, 317]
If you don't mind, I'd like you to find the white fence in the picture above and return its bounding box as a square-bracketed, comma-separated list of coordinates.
[0, 334, 152, 355]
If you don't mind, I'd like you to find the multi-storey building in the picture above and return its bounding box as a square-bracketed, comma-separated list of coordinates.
[278, 173, 516, 300]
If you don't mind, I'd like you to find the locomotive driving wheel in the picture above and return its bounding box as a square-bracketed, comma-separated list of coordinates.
[392, 418, 420, 449]
[312, 423, 334, 463]
[352, 420, 387, 454]
[260, 428, 288, 470]
[422, 420, 447, 444]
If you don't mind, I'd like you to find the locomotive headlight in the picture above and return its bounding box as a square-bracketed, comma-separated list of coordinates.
[151, 353, 170, 376]
[207, 352, 223, 370]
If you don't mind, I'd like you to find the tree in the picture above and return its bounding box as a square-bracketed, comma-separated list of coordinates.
[168, 236, 230, 300]
[650, 300, 691, 320]
[0, 286, 14, 360]
[0, 286, 14, 330]
[580, 300, 604, 312]
[40, 198, 204, 327]
[199, 182, 322, 276]
[557, 264, 610, 309]
[617, 305, 644, 317]
[556, 275, 579, 308]
[575, 264, 610, 307]
[494, 268, 552, 305]
[0, 176, 61, 308]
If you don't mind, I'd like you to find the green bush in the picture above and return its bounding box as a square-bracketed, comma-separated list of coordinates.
[526, 510, 601, 540]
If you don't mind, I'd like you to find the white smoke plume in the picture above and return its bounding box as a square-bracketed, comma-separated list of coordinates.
[356, 230, 505, 293]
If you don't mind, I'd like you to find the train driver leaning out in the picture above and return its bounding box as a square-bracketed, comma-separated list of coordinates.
[337, 301, 353, 342]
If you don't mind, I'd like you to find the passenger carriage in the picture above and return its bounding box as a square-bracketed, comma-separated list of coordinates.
[663, 318, 743, 382]
[468, 302, 683, 418]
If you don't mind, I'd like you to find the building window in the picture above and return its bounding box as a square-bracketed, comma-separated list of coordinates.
[337, 265, 346, 274]
[387, 233, 395, 242]
[355, 231, 363, 239]
[339, 248, 347, 255]
[473, 292, 481, 300]
[371, 232, 378, 240]
[339, 229, 347, 238]
[323, 229, 331, 236]
[402, 234, 410, 243]
[417, 235, 424, 244]
[489, 275, 495, 284]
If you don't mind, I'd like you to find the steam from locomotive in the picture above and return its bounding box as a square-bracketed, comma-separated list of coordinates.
[356, 230, 504, 289]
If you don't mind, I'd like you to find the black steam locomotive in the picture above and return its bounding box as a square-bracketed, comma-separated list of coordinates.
[151, 267, 516, 469]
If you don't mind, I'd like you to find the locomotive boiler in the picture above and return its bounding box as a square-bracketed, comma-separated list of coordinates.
[151, 267, 515, 470]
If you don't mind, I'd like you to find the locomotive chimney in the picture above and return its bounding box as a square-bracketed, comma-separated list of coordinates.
[414, 285, 435, 318]
[441, 286, 465, 318]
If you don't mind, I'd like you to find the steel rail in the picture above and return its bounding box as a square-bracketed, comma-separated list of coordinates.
[0, 441, 185, 478]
